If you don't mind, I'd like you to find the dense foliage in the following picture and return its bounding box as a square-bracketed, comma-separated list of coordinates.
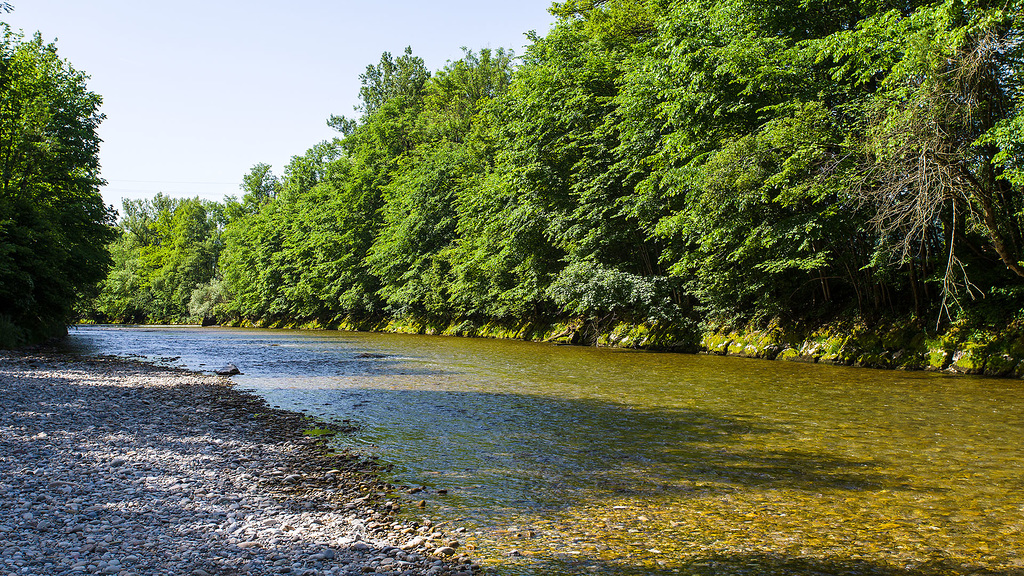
[88, 0, 1024, 339]
[0, 26, 114, 347]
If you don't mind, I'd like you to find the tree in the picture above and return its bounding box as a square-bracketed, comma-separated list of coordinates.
[89, 195, 223, 324]
[0, 27, 114, 345]
[367, 49, 515, 319]
[850, 0, 1024, 317]
[420, 47, 513, 143]
[609, 0, 948, 324]
[355, 46, 430, 118]
[86, 0, 1024, 335]
[328, 46, 431, 134]
[239, 162, 281, 208]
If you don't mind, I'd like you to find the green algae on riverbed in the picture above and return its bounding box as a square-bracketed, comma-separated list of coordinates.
[464, 480, 1021, 575]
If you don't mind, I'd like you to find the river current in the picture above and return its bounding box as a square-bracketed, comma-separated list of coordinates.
[67, 325, 1024, 575]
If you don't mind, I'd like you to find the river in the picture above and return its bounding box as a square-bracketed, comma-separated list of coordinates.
[66, 324, 1024, 575]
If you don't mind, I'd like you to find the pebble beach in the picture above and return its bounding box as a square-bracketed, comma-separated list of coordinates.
[0, 351, 479, 576]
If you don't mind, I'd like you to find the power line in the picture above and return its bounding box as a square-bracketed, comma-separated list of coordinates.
[104, 179, 237, 185]
[102, 188, 229, 195]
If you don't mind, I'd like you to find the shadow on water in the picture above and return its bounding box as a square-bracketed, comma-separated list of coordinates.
[309, 387, 920, 511]
[300, 389, 991, 576]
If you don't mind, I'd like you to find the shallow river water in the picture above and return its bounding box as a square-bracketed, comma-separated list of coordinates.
[67, 325, 1024, 575]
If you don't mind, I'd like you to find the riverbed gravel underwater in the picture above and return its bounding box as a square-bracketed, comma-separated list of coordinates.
[0, 350, 481, 576]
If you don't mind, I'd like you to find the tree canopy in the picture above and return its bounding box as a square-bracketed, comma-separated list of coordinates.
[86, 0, 1024, 339]
[0, 26, 114, 346]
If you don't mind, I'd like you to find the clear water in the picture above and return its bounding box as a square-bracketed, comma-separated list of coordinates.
[67, 325, 1024, 575]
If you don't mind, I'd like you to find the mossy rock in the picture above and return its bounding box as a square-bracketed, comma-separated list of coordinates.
[701, 334, 733, 355]
[699, 333, 717, 349]
[855, 353, 886, 368]
[851, 331, 882, 351]
[817, 348, 845, 364]
[779, 344, 818, 363]
[445, 321, 479, 337]
[892, 349, 925, 370]
[1006, 336, 1024, 357]
[835, 344, 863, 366]
[878, 327, 915, 350]
[949, 348, 986, 374]
[777, 348, 801, 361]
[727, 337, 752, 357]
[746, 343, 766, 357]
[984, 354, 1019, 377]
[797, 341, 822, 361]
[906, 331, 928, 351]
[927, 348, 951, 371]
[601, 323, 631, 346]
[819, 335, 848, 358]
[647, 325, 700, 351]
[607, 322, 687, 349]
[1012, 360, 1024, 379]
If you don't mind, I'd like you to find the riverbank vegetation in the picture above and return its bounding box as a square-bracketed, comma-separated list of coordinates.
[0, 24, 114, 347]
[84, 1, 1023, 357]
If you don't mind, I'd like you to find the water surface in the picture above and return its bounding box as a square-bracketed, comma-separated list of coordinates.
[68, 325, 1024, 575]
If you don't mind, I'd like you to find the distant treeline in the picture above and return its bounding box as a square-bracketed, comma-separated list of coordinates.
[86, 0, 1024, 339]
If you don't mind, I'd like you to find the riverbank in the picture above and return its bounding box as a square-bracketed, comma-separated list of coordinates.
[697, 319, 1024, 377]
[0, 350, 481, 576]
[393, 317, 1024, 378]
[227, 314, 1024, 379]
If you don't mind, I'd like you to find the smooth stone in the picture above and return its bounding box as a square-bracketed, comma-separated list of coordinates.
[401, 537, 424, 550]
[214, 364, 241, 376]
[0, 354, 477, 576]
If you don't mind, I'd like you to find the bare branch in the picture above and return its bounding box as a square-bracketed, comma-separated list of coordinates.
[859, 22, 1023, 322]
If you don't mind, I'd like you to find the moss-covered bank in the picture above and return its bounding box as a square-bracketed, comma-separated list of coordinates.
[215, 313, 1024, 379]
[699, 320, 1024, 378]
[225, 315, 698, 351]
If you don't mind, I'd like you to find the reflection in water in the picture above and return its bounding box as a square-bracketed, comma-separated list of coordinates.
[68, 325, 1024, 575]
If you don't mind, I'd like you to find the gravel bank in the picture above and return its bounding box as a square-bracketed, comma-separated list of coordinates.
[0, 351, 480, 576]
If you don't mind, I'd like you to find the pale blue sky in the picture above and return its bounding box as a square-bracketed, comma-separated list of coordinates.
[3, 1, 554, 212]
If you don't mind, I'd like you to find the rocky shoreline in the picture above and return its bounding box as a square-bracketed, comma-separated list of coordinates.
[0, 350, 481, 576]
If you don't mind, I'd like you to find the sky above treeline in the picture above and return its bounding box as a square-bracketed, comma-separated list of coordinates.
[3, 0, 555, 213]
